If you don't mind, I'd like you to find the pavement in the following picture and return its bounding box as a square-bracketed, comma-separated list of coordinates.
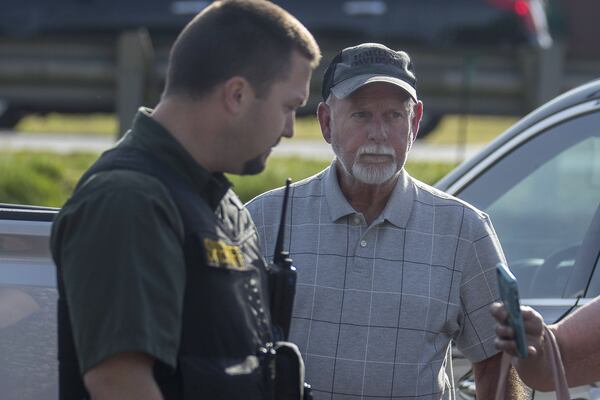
[0, 132, 484, 162]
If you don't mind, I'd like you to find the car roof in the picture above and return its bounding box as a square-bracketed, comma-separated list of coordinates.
[436, 78, 600, 191]
[0, 203, 57, 222]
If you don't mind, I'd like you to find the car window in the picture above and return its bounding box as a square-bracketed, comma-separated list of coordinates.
[457, 111, 600, 299]
[0, 231, 57, 400]
[586, 257, 600, 298]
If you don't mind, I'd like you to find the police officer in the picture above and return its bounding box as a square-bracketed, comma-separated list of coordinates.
[50, 1, 320, 399]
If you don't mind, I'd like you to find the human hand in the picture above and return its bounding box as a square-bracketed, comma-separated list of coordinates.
[490, 302, 545, 357]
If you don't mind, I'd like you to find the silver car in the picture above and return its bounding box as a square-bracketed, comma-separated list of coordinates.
[436, 79, 600, 399]
[0, 205, 57, 399]
[2, 79, 600, 399]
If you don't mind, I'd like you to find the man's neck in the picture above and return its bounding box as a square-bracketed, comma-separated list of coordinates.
[151, 97, 221, 172]
[336, 165, 400, 225]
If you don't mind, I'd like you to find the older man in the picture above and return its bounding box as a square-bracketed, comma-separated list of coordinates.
[247, 43, 525, 399]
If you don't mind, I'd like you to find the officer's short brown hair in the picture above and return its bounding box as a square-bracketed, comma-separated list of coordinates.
[164, 0, 320, 99]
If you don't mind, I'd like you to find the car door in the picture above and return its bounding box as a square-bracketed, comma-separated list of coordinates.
[449, 103, 600, 322]
[585, 257, 600, 317]
[440, 92, 600, 399]
[0, 206, 57, 400]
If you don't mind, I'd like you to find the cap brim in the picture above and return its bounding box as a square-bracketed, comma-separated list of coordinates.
[330, 74, 417, 101]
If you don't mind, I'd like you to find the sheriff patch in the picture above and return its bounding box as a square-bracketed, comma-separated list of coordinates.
[203, 238, 247, 270]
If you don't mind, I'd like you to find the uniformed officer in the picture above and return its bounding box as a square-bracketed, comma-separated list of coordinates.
[50, 1, 320, 399]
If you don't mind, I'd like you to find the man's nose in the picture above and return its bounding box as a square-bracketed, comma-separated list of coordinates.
[282, 112, 295, 138]
[367, 118, 388, 142]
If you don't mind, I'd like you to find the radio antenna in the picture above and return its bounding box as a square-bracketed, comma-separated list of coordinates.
[273, 178, 291, 264]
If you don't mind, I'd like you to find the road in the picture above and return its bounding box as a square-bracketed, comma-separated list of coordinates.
[0, 132, 483, 162]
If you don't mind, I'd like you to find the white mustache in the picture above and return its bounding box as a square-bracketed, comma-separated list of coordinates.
[356, 144, 395, 157]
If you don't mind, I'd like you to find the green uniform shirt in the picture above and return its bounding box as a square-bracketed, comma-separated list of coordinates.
[51, 108, 232, 373]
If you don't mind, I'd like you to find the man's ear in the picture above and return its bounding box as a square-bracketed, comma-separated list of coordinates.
[410, 100, 424, 142]
[222, 76, 252, 115]
[317, 102, 332, 144]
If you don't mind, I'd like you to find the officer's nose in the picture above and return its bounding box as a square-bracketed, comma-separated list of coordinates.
[282, 112, 295, 139]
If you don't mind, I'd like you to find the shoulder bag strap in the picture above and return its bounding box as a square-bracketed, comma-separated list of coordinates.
[495, 325, 570, 399]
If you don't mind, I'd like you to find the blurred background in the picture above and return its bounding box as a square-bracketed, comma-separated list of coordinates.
[1, 0, 599, 206]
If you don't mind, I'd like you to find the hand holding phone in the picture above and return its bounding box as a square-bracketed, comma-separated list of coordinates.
[496, 262, 528, 358]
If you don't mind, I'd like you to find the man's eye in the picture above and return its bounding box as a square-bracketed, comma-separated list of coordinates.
[352, 112, 367, 119]
[390, 111, 403, 119]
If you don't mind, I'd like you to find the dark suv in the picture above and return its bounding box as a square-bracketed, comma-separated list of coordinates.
[0, 0, 552, 133]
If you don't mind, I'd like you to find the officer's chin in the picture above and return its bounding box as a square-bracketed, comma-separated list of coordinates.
[240, 151, 269, 176]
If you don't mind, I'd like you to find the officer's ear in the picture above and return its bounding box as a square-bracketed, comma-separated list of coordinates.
[222, 76, 252, 115]
[317, 101, 332, 144]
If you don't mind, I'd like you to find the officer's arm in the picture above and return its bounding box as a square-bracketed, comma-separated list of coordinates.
[83, 352, 164, 400]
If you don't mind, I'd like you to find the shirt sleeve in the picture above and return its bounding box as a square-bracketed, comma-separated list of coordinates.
[454, 212, 504, 363]
[51, 170, 186, 373]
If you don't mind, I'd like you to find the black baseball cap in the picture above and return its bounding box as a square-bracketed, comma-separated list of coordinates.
[321, 43, 417, 101]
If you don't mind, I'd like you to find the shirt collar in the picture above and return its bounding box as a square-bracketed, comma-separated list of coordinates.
[379, 169, 415, 228]
[323, 161, 357, 222]
[322, 161, 415, 228]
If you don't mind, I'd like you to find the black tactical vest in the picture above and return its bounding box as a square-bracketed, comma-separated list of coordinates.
[56, 146, 274, 400]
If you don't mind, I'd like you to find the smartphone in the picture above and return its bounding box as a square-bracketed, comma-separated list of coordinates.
[496, 262, 528, 358]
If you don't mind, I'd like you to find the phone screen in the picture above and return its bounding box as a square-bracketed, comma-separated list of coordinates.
[496, 262, 528, 358]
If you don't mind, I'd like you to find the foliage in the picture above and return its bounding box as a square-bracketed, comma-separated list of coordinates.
[230, 158, 456, 203]
[0, 152, 456, 207]
[424, 114, 517, 145]
[17, 113, 118, 136]
[0, 152, 98, 207]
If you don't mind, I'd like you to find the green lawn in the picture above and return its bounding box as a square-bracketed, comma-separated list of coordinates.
[423, 114, 518, 145]
[8, 110, 509, 207]
[0, 151, 98, 207]
[0, 151, 455, 207]
[17, 113, 118, 136]
[15, 113, 325, 140]
[16, 112, 519, 145]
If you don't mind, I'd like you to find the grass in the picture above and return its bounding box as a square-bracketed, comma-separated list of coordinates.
[8, 111, 480, 207]
[8, 111, 469, 207]
[423, 114, 518, 145]
[231, 158, 456, 202]
[404, 161, 457, 185]
[15, 113, 325, 140]
[294, 116, 323, 141]
[17, 113, 118, 136]
[16, 113, 519, 144]
[0, 151, 455, 207]
[0, 151, 98, 207]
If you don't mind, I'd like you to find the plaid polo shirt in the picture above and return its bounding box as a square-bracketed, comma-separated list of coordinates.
[247, 163, 504, 400]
